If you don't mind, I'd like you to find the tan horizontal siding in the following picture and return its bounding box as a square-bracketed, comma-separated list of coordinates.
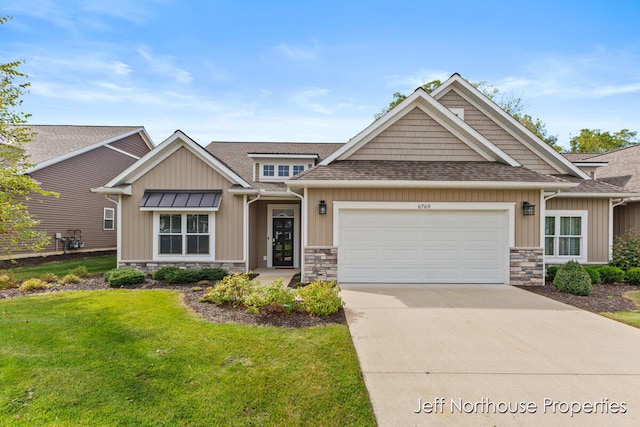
[546, 197, 610, 263]
[306, 188, 540, 248]
[613, 203, 640, 237]
[13, 146, 139, 255]
[438, 91, 559, 175]
[121, 146, 243, 262]
[348, 108, 485, 161]
[107, 133, 152, 158]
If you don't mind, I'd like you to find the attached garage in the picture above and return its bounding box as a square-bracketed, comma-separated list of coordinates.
[336, 203, 513, 284]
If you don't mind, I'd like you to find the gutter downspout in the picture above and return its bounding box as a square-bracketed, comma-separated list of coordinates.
[245, 194, 262, 273]
[609, 198, 627, 260]
[287, 189, 304, 279]
[104, 195, 121, 266]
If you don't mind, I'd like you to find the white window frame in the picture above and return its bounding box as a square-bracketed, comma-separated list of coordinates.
[103, 207, 115, 230]
[292, 165, 305, 176]
[544, 210, 588, 264]
[153, 211, 215, 261]
[263, 164, 275, 177]
[259, 159, 310, 182]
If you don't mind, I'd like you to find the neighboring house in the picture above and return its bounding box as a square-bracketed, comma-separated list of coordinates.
[93, 74, 636, 286]
[6, 125, 154, 258]
[565, 146, 640, 237]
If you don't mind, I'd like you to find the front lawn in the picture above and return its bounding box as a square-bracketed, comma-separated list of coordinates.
[10, 254, 116, 281]
[601, 291, 640, 328]
[0, 290, 374, 426]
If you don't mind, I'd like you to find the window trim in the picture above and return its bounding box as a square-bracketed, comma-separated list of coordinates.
[153, 211, 215, 261]
[103, 207, 115, 230]
[259, 160, 308, 182]
[544, 210, 588, 263]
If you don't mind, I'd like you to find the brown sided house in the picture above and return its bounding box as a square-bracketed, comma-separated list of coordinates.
[94, 74, 636, 286]
[4, 125, 153, 258]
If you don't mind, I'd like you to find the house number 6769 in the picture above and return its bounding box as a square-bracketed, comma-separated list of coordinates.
[417, 203, 431, 210]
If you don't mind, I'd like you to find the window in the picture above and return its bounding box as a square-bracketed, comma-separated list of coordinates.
[545, 211, 587, 262]
[263, 164, 274, 176]
[158, 213, 211, 257]
[293, 165, 305, 175]
[103, 208, 114, 230]
[278, 165, 290, 177]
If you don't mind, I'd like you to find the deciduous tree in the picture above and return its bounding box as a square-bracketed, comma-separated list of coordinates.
[0, 16, 58, 254]
[569, 128, 638, 153]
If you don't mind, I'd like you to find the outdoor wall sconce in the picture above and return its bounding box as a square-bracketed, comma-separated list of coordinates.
[319, 200, 327, 215]
[522, 201, 535, 216]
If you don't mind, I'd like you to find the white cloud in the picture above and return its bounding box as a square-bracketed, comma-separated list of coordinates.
[137, 46, 193, 84]
[272, 41, 320, 61]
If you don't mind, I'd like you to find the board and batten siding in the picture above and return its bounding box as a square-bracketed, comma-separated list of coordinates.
[437, 91, 559, 175]
[613, 202, 640, 237]
[306, 188, 541, 248]
[120, 146, 244, 261]
[545, 197, 610, 263]
[16, 146, 141, 255]
[108, 133, 152, 158]
[347, 107, 485, 161]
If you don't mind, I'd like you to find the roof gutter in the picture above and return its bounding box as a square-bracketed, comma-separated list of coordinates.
[285, 180, 579, 190]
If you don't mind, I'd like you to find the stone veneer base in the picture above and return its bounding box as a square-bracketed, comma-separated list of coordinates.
[119, 261, 246, 275]
[303, 246, 338, 283]
[510, 247, 544, 286]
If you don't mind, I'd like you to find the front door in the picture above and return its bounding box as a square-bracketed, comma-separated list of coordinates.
[272, 217, 294, 267]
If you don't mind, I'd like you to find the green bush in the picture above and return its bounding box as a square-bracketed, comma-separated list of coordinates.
[611, 229, 640, 270]
[152, 266, 181, 281]
[163, 267, 229, 284]
[597, 265, 625, 284]
[39, 273, 59, 283]
[546, 265, 560, 280]
[553, 260, 592, 296]
[195, 268, 228, 282]
[625, 267, 640, 285]
[297, 280, 344, 316]
[200, 273, 256, 306]
[19, 278, 51, 292]
[165, 269, 201, 284]
[69, 265, 90, 278]
[0, 270, 18, 289]
[243, 280, 296, 314]
[104, 268, 146, 288]
[583, 266, 602, 285]
[60, 274, 82, 285]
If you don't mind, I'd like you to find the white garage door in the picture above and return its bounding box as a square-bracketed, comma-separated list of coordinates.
[338, 209, 509, 284]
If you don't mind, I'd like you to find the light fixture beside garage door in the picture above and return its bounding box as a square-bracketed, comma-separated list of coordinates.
[319, 200, 327, 215]
[522, 201, 535, 216]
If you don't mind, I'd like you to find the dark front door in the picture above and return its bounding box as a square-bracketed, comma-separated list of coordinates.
[273, 218, 294, 267]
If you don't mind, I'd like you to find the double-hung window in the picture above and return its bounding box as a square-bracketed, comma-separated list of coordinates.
[545, 211, 587, 263]
[157, 213, 212, 257]
[103, 207, 115, 230]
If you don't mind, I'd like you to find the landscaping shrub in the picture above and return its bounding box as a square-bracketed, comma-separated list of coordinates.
[611, 228, 640, 270]
[0, 270, 18, 289]
[243, 280, 296, 314]
[583, 266, 602, 285]
[597, 265, 625, 284]
[195, 268, 228, 282]
[39, 273, 59, 283]
[152, 266, 181, 281]
[104, 268, 146, 288]
[18, 278, 51, 292]
[60, 274, 82, 285]
[553, 260, 592, 296]
[546, 265, 560, 280]
[69, 265, 90, 278]
[165, 269, 201, 284]
[625, 267, 640, 285]
[200, 273, 255, 306]
[297, 280, 344, 316]
[163, 267, 229, 284]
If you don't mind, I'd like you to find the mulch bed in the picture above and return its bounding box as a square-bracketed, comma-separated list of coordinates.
[516, 279, 640, 313]
[0, 275, 347, 329]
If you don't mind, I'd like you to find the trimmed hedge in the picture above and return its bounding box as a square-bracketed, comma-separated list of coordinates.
[553, 260, 592, 296]
[104, 268, 146, 288]
[597, 266, 625, 284]
[153, 267, 228, 284]
[547, 265, 560, 280]
[625, 267, 640, 285]
[583, 266, 602, 285]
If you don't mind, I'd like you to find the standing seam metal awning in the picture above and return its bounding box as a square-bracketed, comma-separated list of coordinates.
[138, 190, 222, 211]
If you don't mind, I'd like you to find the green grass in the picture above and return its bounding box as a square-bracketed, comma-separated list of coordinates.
[601, 291, 640, 328]
[10, 255, 116, 281]
[0, 290, 374, 426]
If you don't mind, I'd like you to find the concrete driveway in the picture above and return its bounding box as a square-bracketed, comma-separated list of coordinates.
[341, 284, 640, 426]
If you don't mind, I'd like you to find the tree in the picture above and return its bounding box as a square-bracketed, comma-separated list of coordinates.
[374, 78, 562, 151]
[569, 128, 638, 153]
[0, 16, 58, 254]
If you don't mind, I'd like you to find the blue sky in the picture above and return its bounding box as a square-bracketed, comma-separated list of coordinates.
[3, 0, 640, 149]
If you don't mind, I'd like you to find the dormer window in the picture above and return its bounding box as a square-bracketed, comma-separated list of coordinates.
[263, 164, 275, 177]
[249, 153, 320, 182]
